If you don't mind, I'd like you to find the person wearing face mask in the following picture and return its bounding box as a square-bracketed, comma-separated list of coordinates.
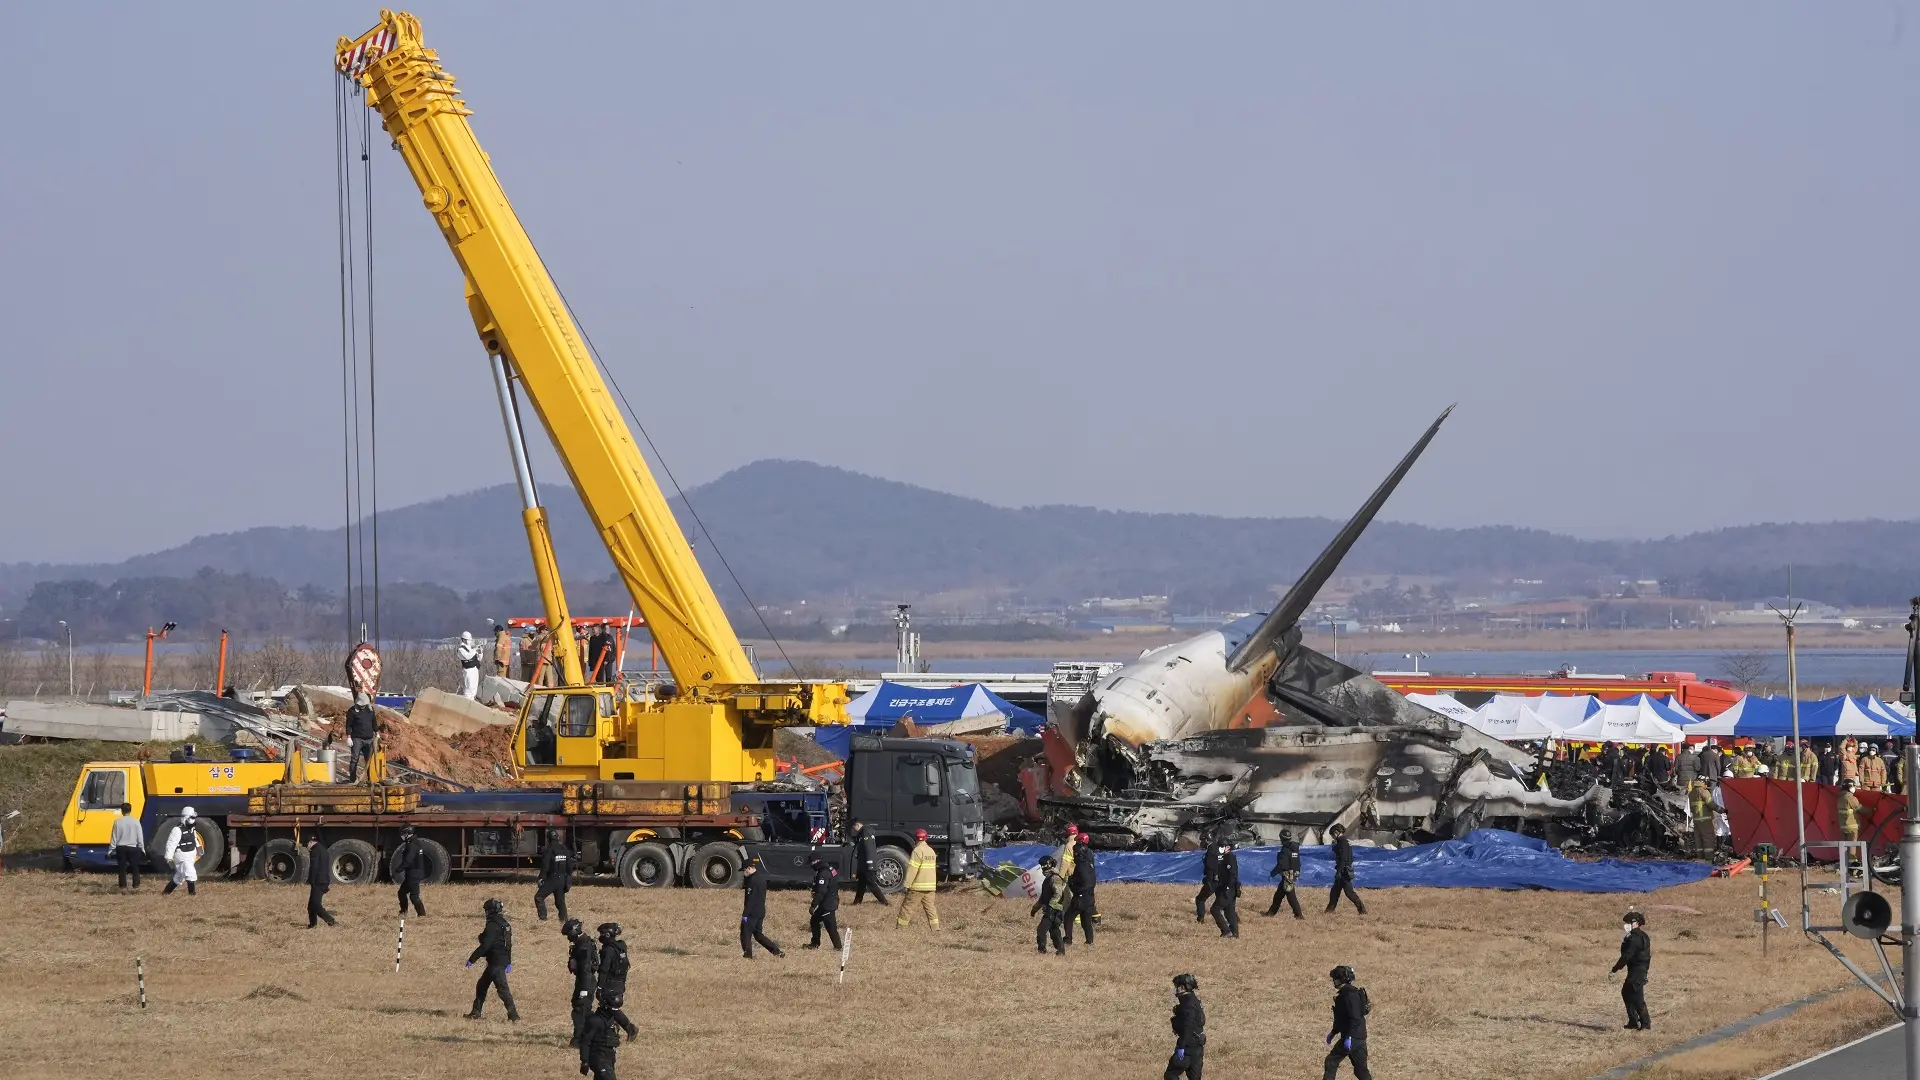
[1611, 911, 1652, 1030]
[1323, 966, 1373, 1079]
[1208, 840, 1240, 938]
[1164, 973, 1205, 1080]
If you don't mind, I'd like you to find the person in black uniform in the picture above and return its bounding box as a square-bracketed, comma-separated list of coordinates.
[465, 897, 519, 1021]
[306, 833, 337, 928]
[594, 923, 639, 1041]
[578, 996, 622, 1080]
[849, 821, 889, 906]
[1612, 910, 1652, 1030]
[535, 828, 574, 922]
[1326, 825, 1366, 915]
[1208, 840, 1240, 938]
[1067, 831, 1098, 945]
[563, 918, 598, 1048]
[1165, 972, 1205, 1080]
[739, 855, 784, 958]
[395, 825, 427, 917]
[804, 852, 843, 950]
[1194, 839, 1222, 923]
[1030, 854, 1067, 955]
[1264, 828, 1304, 919]
[1324, 965, 1372, 1080]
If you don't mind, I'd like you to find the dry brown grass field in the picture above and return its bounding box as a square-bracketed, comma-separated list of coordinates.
[0, 869, 1893, 1079]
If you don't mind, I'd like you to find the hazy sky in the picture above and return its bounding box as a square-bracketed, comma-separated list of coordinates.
[5, 3, 1918, 564]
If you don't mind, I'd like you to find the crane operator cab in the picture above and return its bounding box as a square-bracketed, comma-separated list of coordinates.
[517, 688, 614, 769]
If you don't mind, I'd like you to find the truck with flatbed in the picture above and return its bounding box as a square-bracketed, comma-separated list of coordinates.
[65, 734, 985, 890]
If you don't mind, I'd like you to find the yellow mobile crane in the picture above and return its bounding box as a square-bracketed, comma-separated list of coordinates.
[336, 11, 846, 784]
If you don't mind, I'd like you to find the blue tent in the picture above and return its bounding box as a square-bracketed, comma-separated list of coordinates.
[1682, 694, 1912, 738]
[813, 681, 1045, 759]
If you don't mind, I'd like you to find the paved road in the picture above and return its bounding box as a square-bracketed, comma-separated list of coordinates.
[1767, 1025, 1902, 1079]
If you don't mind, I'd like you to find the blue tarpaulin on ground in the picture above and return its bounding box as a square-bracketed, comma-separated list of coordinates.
[986, 830, 1712, 894]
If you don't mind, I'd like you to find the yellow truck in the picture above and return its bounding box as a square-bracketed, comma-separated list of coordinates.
[62, 749, 330, 874]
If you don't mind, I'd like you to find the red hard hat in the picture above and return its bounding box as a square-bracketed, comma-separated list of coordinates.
[1066, 824, 1078, 833]
[916, 829, 928, 840]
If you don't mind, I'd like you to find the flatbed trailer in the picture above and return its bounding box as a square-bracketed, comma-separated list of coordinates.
[225, 809, 764, 888]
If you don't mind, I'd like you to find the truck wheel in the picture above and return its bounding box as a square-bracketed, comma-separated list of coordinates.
[689, 842, 742, 888]
[615, 842, 674, 888]
[328, 839, 381, 885]
[249, 838, 308, 884]
[148, 817, 227, 876]
[872, 845, 910, 894]
[387, 837, 452, 885]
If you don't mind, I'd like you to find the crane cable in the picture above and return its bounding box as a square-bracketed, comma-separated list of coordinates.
[334, 74, 382, 647]
[546, 279, 796, 678]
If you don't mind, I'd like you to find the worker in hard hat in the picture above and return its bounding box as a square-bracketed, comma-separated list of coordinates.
[456, 631, 483, 699]
[1165, 973, 1206, 1080]
[534, 828, 573, 921]
[492, 623, 512, 677]
[465, 897, 519, 1022]
[1611, 911, 1652, 1031]
[1030, 854, 1068, 955]
[1325, 965, 1373, 1078]
[1838, 779, 1865, 847]
[563, 918, 597, 1048]
[161, 807, 201, 897]
[1067, 831, 1099, 945]
[897, 829, 940, 931]
[395, 824, 428, 917]
[594, 923, 638, 1041]
[1264, 828, 1305, 919]
[1687, 777, 1714, 857]
[1861, 745, 1889, 792]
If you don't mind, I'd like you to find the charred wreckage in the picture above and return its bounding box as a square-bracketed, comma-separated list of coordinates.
[1037, 407, 1689, 854]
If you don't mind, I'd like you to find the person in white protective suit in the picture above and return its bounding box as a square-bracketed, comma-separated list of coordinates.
[457, 631, 482, 699]
[162, 806, 202, 896]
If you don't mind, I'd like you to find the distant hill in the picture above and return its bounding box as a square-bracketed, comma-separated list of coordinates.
[4, 460, 1920, 616]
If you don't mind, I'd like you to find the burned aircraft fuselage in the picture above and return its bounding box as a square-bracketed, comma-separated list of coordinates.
[1049, 405, 1602, 847]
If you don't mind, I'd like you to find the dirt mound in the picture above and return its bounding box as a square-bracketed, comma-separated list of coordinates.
[314, 711, 512, 790]
[242, 984, 306, 1002]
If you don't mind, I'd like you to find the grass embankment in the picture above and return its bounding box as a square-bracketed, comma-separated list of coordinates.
[0, 740, 175, 855]
[0, 870, 1892, 1080]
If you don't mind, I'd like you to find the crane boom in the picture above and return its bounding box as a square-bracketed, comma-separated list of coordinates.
[337, 10, 844, 784]
[338, 9, 751, 690]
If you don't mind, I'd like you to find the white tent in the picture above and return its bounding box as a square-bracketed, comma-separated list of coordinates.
[1524, 693, 1603, 731]
[1554, 694, 1689, 745]
[1406, 693, 1478, 724]
[1468, 695, 1568, 741]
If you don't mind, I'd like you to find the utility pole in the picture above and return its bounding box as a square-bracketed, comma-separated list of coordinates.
[1904, 744, 1919, 1080]
[57, 621, 73, 698]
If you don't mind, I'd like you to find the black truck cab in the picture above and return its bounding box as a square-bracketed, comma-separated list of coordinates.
[740, 734, 986, 890]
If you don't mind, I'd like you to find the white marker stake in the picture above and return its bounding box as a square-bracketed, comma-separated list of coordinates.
[394, 917, 406, 973]
[136, 957, 147, 1009]
[838, 928, 852, 985]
